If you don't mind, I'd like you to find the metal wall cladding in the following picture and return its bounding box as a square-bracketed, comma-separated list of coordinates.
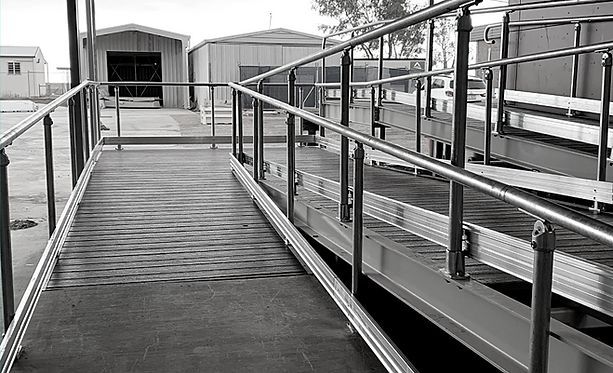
[82, 31, 187, 107]
[189, 39, 342, 106]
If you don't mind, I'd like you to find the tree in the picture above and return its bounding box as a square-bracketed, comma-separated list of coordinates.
[313, 0, 427, 59]
[433, 17, 456, 69]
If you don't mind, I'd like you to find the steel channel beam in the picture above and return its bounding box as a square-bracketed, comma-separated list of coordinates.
[260, 158, 613, 320]
[230, 156, 416, 373]
[258, 176, 613, 373]
[0, 141, 103, 373]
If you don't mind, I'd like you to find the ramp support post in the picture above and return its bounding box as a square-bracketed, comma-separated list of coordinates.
[529, 220, 556, 373]
[339, 49, 352, 222]
[352, 143, 365, 297]
[567, 23, 582, 117]
[483, 68, 493, 165]
[115, 87, 122, 151]
[210, 86, 217, 149]
[257, 81, 265, 179]
[252, 97, 260, 183]
[446, 6, 472, 279]
[231, 89, 237, 157]
[0, 149, 14, 331]
[494, 12, 510, 134]
[43, 115, 57, 236]
[415, 79, 422, 154]
[287, 69, 297, 223]
[594, 51, 612, 212]
[237, 90, 244, 164]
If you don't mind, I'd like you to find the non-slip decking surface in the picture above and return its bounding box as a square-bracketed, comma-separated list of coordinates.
[14, 148, 384, 372]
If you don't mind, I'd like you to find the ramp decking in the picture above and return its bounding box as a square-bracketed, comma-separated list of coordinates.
[13, 148, 384, 372]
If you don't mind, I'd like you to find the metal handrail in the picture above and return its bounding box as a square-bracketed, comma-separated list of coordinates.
[324, 20, 393, 39]
[0, 80, 91, 149]
[98, 81, 228, 87]
[239, 0, 475, 86]
[229, 81, 613, 247]
[315, 40, 613, 88]
[465, 0, 611, 15]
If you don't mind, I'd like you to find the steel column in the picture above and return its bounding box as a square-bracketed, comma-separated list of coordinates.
[378, 36, 384, 107]
[424, 1, 435, 118]
[446, 7, 472, 279]
[339, 50, 352, 222]
[81, 89, 90, 160]
[352, 142, 365, 297]
[567, 23, 582, 117]
[483, 68, 493, 165]
[529, 220, 556, 373]
[231, 89, 237, 157]
[320, 37, 327, 137]
[88, 86, 97, 146]
[66, 0, 85, 184]
[298, 87, 304, 145]
[237, 91, 244, 164]
[370, 86, 377, 138]
[43, 115, 56, 236]
[287, 69, 297, 223]
[210, 86, 217, 149]
[257, 81, 265, 179]
[415, 79, 422, 153]
[115, 88, 122, 151]
[252, 97, 260, 182]
[0, 149, 13, 331]
[495, 12, 510, 134]
[594, 52, 612, 211]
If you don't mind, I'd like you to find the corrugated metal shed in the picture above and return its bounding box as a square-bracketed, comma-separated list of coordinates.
[189, 28, 341, 107]
[80, 24, 189, 108]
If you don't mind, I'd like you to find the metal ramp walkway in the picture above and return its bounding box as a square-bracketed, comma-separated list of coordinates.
[12, 148, 384, 372]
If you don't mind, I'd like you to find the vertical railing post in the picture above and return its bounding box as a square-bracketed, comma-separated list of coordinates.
[352, 142, 365, 297]
[94, 86, 101, 141]
[484, 68, 493, 165]
[252, 97, 260, 182]
[0, 148, 14, 331]
[594, 51, 612, 212]
[298, 86, 304, 146]
[319, 86, 326, 136]
[257, 81, 265, 179]
[377, 35, 384, 107]
[339, 49, 352, 222]
[237, 90, 244, 164]
[287, 69, 297, 223]
[424, 1, 435, 118]
[43, 115, 57, 236]
[210, 86, 217, 149]
[415, 79, 422, 154]
[231, 88, 237, 157]
[529, 220, 556, 373]
[88, 86, 98, 147]
[81, 89, 90, 160]
[370, 86, 377, 138]
[494, 12, 510, 134]
[446, 7, 472, 279]
[115, 87, 122, 151]
[567, 23, 582, 117]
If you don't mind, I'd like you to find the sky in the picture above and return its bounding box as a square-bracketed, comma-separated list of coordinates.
[0, 0, 504, 82]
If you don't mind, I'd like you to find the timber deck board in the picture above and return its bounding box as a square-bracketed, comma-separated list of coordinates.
[13, 148, 384, 372]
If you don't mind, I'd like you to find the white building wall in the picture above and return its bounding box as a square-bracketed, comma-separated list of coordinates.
[0, 49, 46, 98]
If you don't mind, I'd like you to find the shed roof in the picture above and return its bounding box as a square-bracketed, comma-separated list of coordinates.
[80, 23, 190, 45]
[0, 46, 42, 59]
[190, 28, 339, 52]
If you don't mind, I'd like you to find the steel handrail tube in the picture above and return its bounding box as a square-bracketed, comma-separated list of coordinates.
[317, 41, 613, 89]
[228, 81, 613, 248]
[0, 80, 91, 150]
[97, 81, 228, 87]
[239, 0, 475, 86]
[468, 0, 610, 15]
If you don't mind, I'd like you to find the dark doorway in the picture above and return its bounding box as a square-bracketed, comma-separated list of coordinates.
[239, 66, 318, 109]
[107, 51, 163, 105]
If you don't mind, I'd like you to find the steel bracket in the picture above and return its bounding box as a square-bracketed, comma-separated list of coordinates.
[531, 220, 555, 253]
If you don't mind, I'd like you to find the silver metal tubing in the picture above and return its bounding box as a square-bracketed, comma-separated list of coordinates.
[43, 115, 56, 237]
[352, 142, 365, 297]
[339, 41, 613, 89]
[231, 89, 237, 156]
[595, 52, 612, 212]
[495, 12, 510, 134]
[425, 0, 435, 118]
[237, 90, 244, 164]
[287, 70, 297, 223]
[114, 89, 122, 151]
[469, 0, 610, 15]
[0, 149, 13, 331]
[319, 86, 326, 136]
[339, 50, 352, 223]
[210, 86, 217, 149]
[529, 220, 556, 373]
[0, 81, 90, 150]
[568, 23, 582, 116]
[252, 97, 259, 182]
[483, 68, 493, 165]
[81, 89, 90, 161]
[377, 35, 384, 107]
[414, 79, 422, 154]
[298, 87, 304, 142]
[85, 0, 95, 83]
[325, 20, 392, 39]
[257, 81, 265, 179]
[370, 87, 377, 138]
[446, 7, 472, 279]
[240, 0, 475, 85]
[88, 86, 98, 146]
[227, 83, 613, 247]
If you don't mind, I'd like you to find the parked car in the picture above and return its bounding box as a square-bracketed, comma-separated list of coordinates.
[430, 75, 487, 102]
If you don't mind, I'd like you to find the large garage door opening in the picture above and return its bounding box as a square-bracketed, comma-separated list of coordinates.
[107, 51, 163, 107]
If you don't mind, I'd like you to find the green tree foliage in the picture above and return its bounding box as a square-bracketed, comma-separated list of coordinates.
[313, 0, 427, 59]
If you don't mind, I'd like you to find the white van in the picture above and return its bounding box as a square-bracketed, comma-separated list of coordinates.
[430, 75, 487, 102]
